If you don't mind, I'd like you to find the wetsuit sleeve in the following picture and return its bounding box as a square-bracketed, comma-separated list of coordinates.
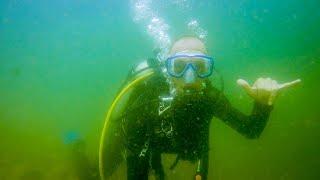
[210, 92, 273, 139]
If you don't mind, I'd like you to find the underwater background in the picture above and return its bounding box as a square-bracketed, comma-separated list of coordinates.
[1, 0, 320, 179]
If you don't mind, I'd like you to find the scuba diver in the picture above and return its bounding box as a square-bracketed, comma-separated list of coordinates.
[99, 37, 301, 180]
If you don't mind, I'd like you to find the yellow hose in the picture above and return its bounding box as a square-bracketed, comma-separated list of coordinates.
[99, 70, 155, 180]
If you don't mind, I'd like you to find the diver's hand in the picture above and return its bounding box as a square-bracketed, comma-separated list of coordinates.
[237, 78, 301, 106]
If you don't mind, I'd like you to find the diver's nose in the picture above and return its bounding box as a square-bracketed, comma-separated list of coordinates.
[183, 66, 196, 84]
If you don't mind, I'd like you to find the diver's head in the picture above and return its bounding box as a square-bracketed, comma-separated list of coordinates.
[166, 37, 213, 93]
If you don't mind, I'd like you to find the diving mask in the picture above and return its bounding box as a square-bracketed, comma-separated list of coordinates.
[165, 52, 214, 78]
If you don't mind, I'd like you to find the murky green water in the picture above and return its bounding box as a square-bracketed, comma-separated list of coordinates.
[1, 0, 320, 180]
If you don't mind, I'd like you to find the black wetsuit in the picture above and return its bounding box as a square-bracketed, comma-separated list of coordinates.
[120, 72, 273, 180]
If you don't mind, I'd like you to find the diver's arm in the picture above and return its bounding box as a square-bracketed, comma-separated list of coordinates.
[211, 77, 301, 138]
[211, 93, 273, 139]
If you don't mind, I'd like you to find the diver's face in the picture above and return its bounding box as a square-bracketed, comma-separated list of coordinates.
[172, 72, 204, 92]
[169, 50, 208, 92]
[168, 37, 210, 93]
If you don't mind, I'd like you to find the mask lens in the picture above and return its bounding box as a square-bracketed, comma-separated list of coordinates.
[172, 57, 189, 75]
[166, 54, 213, 78]
[191, 58, 212, 77]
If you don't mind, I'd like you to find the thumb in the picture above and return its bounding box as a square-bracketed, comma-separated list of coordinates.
[237, 79, 253, 96]
[279, 79, 301, 90]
